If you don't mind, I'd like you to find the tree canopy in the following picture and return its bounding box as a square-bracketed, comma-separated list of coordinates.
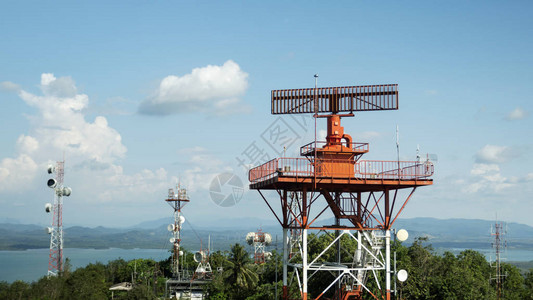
[1, 239, 532, 299]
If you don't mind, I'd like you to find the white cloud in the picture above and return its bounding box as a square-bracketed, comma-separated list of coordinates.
[0, 73, 127, 193]
[464, 144, 524, 193]
[40, 73, 78, 97]
[463, 166, 513, 194]
[93, 166, 175, 203]
[475, 145, 513, 164]
[505, 107, 529, 121]
[18, 75, 126, 164]
[0, 154, 38, 191]
[182, 152, 234, 192]
[0, 81, 21, 92]
[470, 163, 499, 176]
[16, 135, 39, 154]
[138, 60, 250, 116]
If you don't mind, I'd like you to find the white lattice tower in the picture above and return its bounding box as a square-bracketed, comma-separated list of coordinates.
[288, 192, 302, 259]
[166, 184, 189, 279]
[490, 222, 507, 300]
[47, 161, 64, 277]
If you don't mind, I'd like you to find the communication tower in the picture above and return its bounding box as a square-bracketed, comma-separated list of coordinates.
[164, 184, 211, 299]
[165, 184, 189, 280]
[248, 83, 434, 300]
[490, 221, 507, 300]
[246, 229, 272, 264]
[45, 160, 72, 277]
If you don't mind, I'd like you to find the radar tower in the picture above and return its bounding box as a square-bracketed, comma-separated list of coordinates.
[249, 82, 434, 300]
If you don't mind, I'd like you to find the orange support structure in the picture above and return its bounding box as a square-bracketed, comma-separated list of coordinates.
[249, 83, 433, 300]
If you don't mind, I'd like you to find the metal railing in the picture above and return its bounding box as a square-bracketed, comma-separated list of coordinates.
[249, 158, 434, 183]
[300, 141, 369, 156]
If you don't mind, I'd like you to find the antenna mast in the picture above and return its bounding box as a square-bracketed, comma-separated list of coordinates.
[165, 183, 190, 280]
[45, 160, 72, 277]
[490, 220, 507, 300]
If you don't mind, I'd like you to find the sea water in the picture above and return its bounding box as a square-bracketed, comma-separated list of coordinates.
[0, 248, 170, 283]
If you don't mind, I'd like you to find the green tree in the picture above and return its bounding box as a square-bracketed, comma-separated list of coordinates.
[223, 244, 259, 299]
[523, 268, 533, 299]
[29, 275, 65, 300]
[501, 263, 525, 299]
[106, 258, 131, 284]
[61, 262, 108, 299]
[2, 280, 30, 300]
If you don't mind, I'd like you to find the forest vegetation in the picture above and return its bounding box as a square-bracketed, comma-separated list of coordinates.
[1, 237, 532, 299]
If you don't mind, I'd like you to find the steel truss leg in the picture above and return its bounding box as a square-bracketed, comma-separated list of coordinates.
[302, 228, 308, 300]
[386, 230, 391, 300]
[283, 227, 289, 300]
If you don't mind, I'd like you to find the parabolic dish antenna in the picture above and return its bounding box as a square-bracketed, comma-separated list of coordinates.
[264, 233, 272, 245]
[397, 269, 408, 282]
[396, 229, 409, 242]
[47, 179, 57, 188]
[246, 232, 256, 245]
[194, 251, 205, 263]
[167, 224, 175, 232]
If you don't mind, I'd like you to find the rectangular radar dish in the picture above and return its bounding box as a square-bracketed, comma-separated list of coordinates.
[271, 84, 398, 115]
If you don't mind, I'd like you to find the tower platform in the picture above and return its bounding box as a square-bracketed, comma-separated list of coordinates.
[250, 156, 433, 192]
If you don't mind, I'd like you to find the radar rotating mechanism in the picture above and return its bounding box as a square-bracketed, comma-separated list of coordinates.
[209, 172, 244, 207]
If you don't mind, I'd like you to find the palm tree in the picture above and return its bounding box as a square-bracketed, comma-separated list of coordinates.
[224, 244, 259, 290]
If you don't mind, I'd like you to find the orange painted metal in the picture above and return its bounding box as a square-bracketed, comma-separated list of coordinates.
[271, 84, 398, 114]
[249, 158, 433, 184]
[251, 83, 433, 300]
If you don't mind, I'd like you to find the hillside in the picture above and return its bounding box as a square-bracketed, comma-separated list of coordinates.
[1, 217, 532, 252]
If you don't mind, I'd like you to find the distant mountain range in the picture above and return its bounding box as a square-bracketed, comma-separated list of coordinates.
[1, 217, 532, 252]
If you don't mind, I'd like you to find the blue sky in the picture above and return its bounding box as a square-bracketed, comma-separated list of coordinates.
[0, 1, 532, 228]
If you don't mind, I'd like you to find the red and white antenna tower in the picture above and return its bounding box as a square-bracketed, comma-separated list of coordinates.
[246, 229, 272, 264]
[165, 183, 189, 280]
[248, 81, 434, 300]
[490, 221, 507, 300]
[45, 160, 72, 277]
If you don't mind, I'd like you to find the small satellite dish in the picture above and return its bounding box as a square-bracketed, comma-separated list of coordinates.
[47, 164, 55, 174]
[169, 237, 176, 243]
[245, 232, 255, 245]
[397, 269, 408, 282]
[47, 179, 57, 189]
[45, 203, 52, 213]
[264, 233, 272, 245]
[194, 251, 205, 263]
[62, 187, 72, 197]
[167, 224, 175, 232]
[396, 229, 409, 242]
